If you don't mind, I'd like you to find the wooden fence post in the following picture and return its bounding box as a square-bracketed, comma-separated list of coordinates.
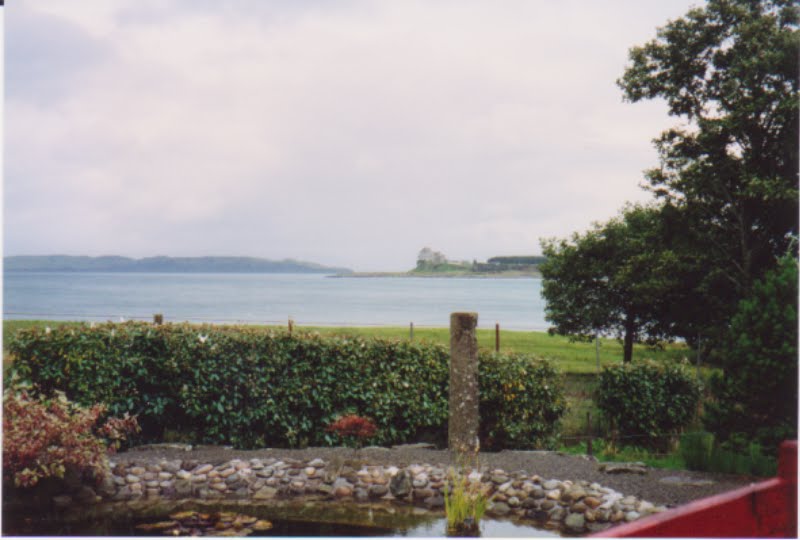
[587, 411, 593, 457]
[495, 322, 500, 352]
[288, 318, 294, 336]
[153, 314, 163, 325]
[410, 322, 414, 341]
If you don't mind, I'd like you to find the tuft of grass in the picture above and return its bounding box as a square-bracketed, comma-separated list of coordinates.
[560, 439, 686, 470]
[443, 459, 490, 535]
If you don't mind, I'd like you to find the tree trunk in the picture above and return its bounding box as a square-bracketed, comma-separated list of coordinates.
[623, 313, 635, 363]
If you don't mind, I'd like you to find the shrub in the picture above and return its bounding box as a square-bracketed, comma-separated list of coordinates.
[8, 323, 566, 450]
[325, 414, 378, 448]
[478, 352, 566, 450]
[3, 388, 139, 488]
[596, 360, 701, 448]
[704, 253, 798, 452]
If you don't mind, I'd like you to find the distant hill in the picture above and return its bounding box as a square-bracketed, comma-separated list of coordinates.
[4, 255, 352, 274]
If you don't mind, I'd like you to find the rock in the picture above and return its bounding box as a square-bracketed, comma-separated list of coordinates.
[129, 466, 146, 476]
[412, 475, 428, 488]
[413, 488, 435, 500]
[98, 476, 117, 497]
[308, 458, 326, 468]
[586, 522, 612, 533]
[158, 472, 174, 481]
[391, 442, 436, 450]
[546, 490, 561, 500]
[540, 500, 556, 511]
[543, 480, 560, 490]
[369, 485, 389, 498]
[658, 476, 715, 487]
[53, 495, 73, 508]
[548, 506, 566, 521]
[180, 460, 200, 471]
[112, 487, 131, 501]
[257, 468, 274, 478]
[424, 495, 444, 508]
[508, 496, 521, 507]
[390, 471, 412, 498]
[354, 488, 369, 502]
[317, 484, 333, 496]
[193, 474, 207, 483]
[638, 501, 655, 513]
[491, 474, 510, 485]
[584, 496, 602, 509]
[565, 513, 585, 532]
[334, 485, 353, 498]
[598, 462, 648, 475]
[125, 474, 141, 484]
[219, 467, 237, 478]
[225, 473, 240, 484]
[531, 488, 545, 499]
[175, 480, 193, 497]
[193, 464, 213, 475]
[526, 509, 549, 522]
[488, 502, 510, 516]
[625, 511, 640, 522]
[571, 501, 587, 514]
[498, 481, 513, 493]
[253, 486, 278, 500]
[162, 461, 182, 474]
[563, 487, 587, 503]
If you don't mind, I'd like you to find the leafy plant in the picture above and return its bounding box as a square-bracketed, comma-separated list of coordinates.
[597, 360, 701, 449]
[3, 388, 139, 488]
[8, 322, 566, 450]
[443, 458, 490, 537]
[704, 253, 798, 452]
[478, 352, 567, 450]
[325, 414, 377, 449]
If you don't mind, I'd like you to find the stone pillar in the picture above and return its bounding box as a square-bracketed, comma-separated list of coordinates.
[449, 312, 479, 453]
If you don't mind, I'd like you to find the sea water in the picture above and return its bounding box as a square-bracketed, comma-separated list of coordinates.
[3, 272, 548, 330]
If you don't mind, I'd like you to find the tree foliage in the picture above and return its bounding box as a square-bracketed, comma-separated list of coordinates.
[618, 0, 799, 345]
[540, 204, 681, 362]
[704, 254, 798, 450]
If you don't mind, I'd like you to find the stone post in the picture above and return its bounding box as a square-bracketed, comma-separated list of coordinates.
[449, 312, 479, 454]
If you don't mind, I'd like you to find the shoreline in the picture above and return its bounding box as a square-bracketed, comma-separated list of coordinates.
[331, 271, 540, 279]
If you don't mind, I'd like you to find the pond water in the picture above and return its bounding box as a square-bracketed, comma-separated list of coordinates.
[4, 500, 562, 537]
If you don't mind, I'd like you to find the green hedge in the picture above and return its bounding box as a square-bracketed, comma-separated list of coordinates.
[596, 360, 700, 448]
[8, 322, 566, 450]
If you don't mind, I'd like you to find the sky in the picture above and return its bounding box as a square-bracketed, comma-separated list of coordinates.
[4, 1, 700, 272]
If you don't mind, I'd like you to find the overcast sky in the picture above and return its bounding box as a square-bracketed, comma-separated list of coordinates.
[4, 1, 699, 271]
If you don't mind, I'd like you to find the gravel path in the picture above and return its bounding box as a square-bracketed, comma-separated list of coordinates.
[118, 445, 758, 508]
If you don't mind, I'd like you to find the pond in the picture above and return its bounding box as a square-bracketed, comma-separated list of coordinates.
[4, 499, 562, 537]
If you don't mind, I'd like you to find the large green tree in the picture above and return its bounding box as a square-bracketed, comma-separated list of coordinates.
[618, 0, 799, 346]
[704, 253, 798, 450]
[540, 204, 682, 363]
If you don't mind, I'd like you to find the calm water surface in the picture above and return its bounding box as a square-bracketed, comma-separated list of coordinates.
[3, 272, 547, 330]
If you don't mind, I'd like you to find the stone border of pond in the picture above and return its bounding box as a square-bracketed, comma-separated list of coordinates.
[55, 456, 669, 535]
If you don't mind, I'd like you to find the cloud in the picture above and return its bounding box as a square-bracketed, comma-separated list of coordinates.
[5, 0, 696, 270]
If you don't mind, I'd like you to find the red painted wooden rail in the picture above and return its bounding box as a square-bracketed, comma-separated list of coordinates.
[593, 440, 797, 538]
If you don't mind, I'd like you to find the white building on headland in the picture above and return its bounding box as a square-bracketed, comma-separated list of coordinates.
[417, 247, 447, 266]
